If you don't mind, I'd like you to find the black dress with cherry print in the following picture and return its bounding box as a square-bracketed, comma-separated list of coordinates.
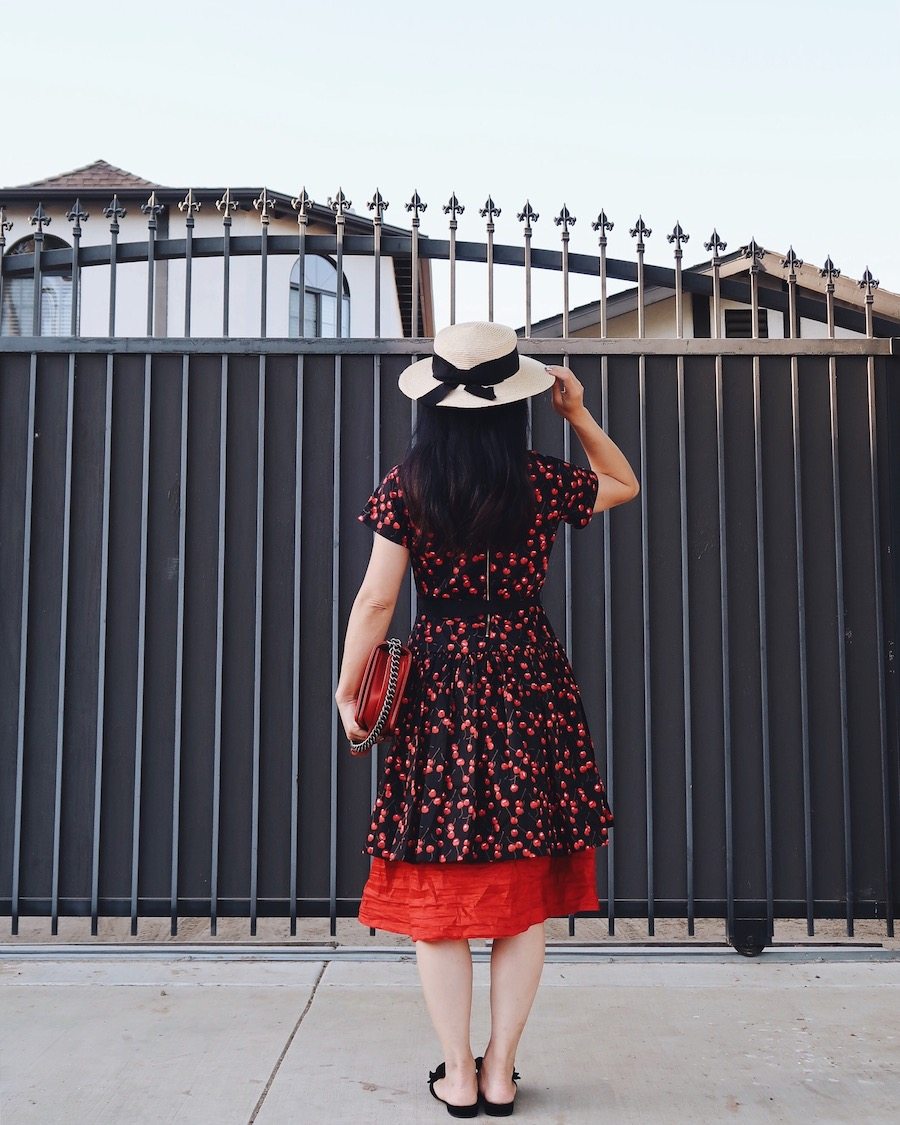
[355, 448, 614, 864]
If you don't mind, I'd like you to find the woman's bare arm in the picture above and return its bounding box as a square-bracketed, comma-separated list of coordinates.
[546, 364, 640, 513]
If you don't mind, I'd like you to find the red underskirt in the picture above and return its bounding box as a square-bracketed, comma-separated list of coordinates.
[358, 848, 600, 941]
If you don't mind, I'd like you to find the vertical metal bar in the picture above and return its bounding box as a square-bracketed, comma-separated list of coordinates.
[783, 248, 810, 931]
[67, 200, 87, 336]
[630, 216, 654, 935]
[859, 267, 893, 936]
[290, 354, 304, 935]
[50, 351, 76, 935]
[406, 191, 427, 337]
[141, 193, 163, 336]
[330, 190, 351, 338]
[104, 196, 125, 336]
[10, 356, 37, 935]
[557, 205, 574, 340]
[30, 204, 49, 334]
[743, 238, 774, 936]
[480, 197, 500, 323]
[210, 357, 228, 936]
[330, 354, 342, 936]
[517, 202, 538, 337]
[169, 355, 189, 936]
[291, 189, 313, 337]
[130, 356, 152, 935]
[178, 190, 199, 337]
[592, 209, 615, 935]
[250, 355, 265, 935]
[369, 189, 389, 338]
[217, 188, 237, 336]
[254, 187, 274, 338]
[444, 194, 464, 327]
[785, 248, 814, 937]
[90, 357, 113, 936]
[0, 206, 13, 320]
[820, 257, 846, 939]
[668, 221, 695, 934]
[705, 229, 734, 939]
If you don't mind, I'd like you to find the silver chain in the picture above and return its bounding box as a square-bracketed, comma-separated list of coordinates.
[348, 637, 404, 756]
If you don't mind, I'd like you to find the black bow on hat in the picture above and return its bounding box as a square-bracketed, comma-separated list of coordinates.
[418, 345, 520, 406]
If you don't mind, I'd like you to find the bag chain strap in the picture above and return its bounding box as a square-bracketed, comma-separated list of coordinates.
[348, 636, 404, 756]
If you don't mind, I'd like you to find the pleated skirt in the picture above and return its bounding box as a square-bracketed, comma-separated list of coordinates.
[358, 847, 600, 941]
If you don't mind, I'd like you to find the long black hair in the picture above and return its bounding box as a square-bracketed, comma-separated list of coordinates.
[399, 397, 536, 555]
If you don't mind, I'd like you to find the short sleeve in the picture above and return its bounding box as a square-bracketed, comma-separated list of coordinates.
[357, 465, 413, 548]
[558, 460, 599, 529]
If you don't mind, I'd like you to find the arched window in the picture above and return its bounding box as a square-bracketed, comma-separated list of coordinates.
[1, 235, 74, 336]
[289, 254, 350, 337]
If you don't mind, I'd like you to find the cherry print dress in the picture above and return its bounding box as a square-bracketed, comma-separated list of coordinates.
[354, 448, 614, 940]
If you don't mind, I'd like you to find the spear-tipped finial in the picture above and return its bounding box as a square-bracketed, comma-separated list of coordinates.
[140, 191, 165, 221]
[290, 187, 314, 217]
[781, 246, 803, 272]
[741, 237, 765, 262]
[252, 187, 276, 223]
[704, 228, 727, 255]
[443, 192, 464, 220]
[327, 188, 352, 216]
[29, 201, 52, 233]
[819, 256, 840, 284]
[479, 196, 501, 221]
[406, 190, 427, 218]
[629, 216, 651, 245]
[517, 200, 539, 226]
[554, 204, 576, 232]
[368, 189, 389, 219]
[177, 188, 201, 216]
[858, 267, 879, 293]
[102, 194, 127, 225]
[65, 197, 90, 227]
[667, 221, 689, 249]
[591, 210, 614, 235]
[216, 187, 240, 217]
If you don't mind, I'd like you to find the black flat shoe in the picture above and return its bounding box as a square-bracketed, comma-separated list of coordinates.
[427, 1061, 480, 1118]
[475, 1055, 521, 1117]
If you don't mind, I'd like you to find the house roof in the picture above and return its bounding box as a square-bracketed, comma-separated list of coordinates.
[524, 245, 900, 336]
[0, 158, 416, 237]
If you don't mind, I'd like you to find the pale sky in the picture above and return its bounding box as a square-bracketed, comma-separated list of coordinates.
[4, 0, 898, 330]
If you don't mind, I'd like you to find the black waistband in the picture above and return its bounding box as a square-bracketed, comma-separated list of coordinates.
[418, 591, 543, 620]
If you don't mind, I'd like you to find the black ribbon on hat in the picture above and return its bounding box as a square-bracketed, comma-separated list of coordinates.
[419, 345, 520, 406]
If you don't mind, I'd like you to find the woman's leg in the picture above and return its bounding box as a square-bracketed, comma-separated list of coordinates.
[415, 937, 478, 1105]
[480, 921, 546, 1102]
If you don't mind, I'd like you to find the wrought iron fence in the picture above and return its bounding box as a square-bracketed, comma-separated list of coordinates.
[1, 187, 898, 952]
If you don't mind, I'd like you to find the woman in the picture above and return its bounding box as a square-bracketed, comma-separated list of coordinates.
[335, 321, 639, 1117]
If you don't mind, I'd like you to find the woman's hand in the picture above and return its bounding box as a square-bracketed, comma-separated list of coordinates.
[336, 696, 372, 752]
[547, 364, 587, 421]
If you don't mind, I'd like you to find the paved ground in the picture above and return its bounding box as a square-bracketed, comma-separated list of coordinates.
[2, 941, 899, 1124]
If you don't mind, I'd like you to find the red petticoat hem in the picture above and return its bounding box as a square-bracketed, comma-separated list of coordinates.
[358, 849, 600, 941]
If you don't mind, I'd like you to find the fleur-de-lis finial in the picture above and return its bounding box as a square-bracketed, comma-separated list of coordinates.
[629, 216, 651, 246]
[253, 186, 276, 223]
[704, 228, 727, 256]
[216, 187, 239, 217]
[30, 201, 52, 233]
[554, 204, 576, 233]
[591, 210, 614, 236]
[517, 200, 539, 233]
[667, 221, 689, 249]
[103, 194, 127, 228]
[406, 190, 427, 219]
[290, 187, 314, 217]
[443, 192, 464, 220]
[368, 188, 389, 219]
[140, 191, 165, 222]
[858, 267, 879, 294]
[66, 196, 90, 228]
[479, 196, 501, 222]
[0, 206, 13, 239]
[178, 188, 201, 216]
[328, 188, 352, 217]
[781, 246, 803, 273]
[819, 256, 840, 284]
[741, 237, 765, 262]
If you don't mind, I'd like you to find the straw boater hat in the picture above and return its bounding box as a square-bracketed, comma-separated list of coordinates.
[398, 321, 556, 408]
